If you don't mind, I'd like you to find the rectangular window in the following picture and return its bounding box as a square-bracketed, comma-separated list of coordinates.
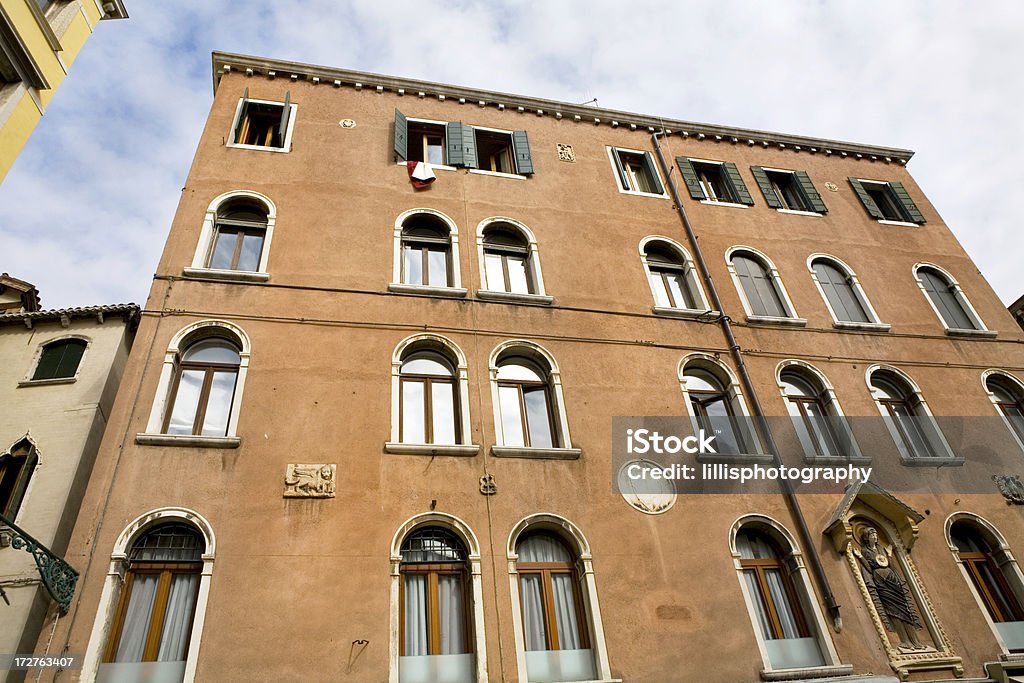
[751, 167, 827, 213]
[229, 89, 295, 152]
[393, 111, 534, 176]
[476, 130, 515, 174]
[849, 178, 925, 224]
[609, 148, 665, 196]
[679, 158, 755, 205]
[407, 121, 447, 165]
[694, 161, 735, 202]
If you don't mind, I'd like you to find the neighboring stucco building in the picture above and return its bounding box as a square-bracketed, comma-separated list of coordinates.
[0, 284, 137, 683]
[28, 53, 1024, 682]
[0, 0, 127, 183]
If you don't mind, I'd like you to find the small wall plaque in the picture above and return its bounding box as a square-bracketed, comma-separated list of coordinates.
[284, 464, 336, 498]
[557, 144, 575, 162]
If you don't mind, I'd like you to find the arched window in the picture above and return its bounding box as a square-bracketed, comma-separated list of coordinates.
[0, 438, 37, 521]
[400, 528, 473, 675]
[779, 366, 858, 461]
[727, 248, 800, 321]
[402, 215, 453, 288]
[141, 321, 251, 445]
[639, 238, 707, 313]
[809, 256, 883, 327]
[914, 264, 985, 332]
[867, 367, 952, 462]
[186, 192, 276, 281]
[103, 524, 204, 679]
[985, 372, 1024, 448]
[401, 351, 459, 445]
[731, 518, 840, 673]
[679, 356, 758, 456]
[947, 516, 1024, 652]
[517, 533, 588, 655]
[497, 358, 556, 449]
[31, 337, 87, 380]
[476, 218, 549, 303]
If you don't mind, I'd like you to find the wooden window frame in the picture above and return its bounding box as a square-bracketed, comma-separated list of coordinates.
[738, 538, 811, 640]
[517, 561, 590, 651]
[401, 235, 452, 288]
[876, 389, 936, 459]
[618, 151, 654, 194]
[407, 121, 447, 165]
[484, 243, 533, 294]
[861, 181, 909, 222]
[960, 551, 1024, 624]
[765, 170, 810, 212]
[398, 563, 472, 656]
[693, 161, 736, 203]
[208, 215, 266, 272]
[497, 373, 558, 448]
[162, 354, 240, 437]
[399, 369, 460, 444]
[649, 261, 694, 309]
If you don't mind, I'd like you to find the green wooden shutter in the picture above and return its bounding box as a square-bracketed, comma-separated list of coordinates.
[512, 130, 534, 175]
[848, 178, 884, 219]
[277, 91, 292, 147]
[750, 167, 782, 209]
[446, 122, 465, 166]
[794, 171, 827, 213]
[610, 148, 629, 190]
[32, 345, 62, 380]
[889, 182, 925, 224]
[722, 163, 754, 205]
[56, 340, 86, 377]
[234, 87, 250, 143]
[676, 157, 705, 200]
[393, 109, 408, 161]
[461, 124, 478, 169]
[641, 153, 664, 194]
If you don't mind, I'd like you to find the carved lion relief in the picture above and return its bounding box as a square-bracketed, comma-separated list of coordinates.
[283, 463, 336, 498]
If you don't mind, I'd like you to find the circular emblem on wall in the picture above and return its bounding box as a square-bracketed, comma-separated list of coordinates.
[339, 119, 356, 128]
[618, 460, 677, 515]
[824, 181, 839, 192]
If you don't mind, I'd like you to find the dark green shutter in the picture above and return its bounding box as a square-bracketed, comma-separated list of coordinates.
[32, 339, 85, 380]
[393, 109, 408, 161]
[722, 163, 754, 205]
[794, 171, 827, 213]
[889, 182, 925, 224]
[234, 87, 250, 143]
[848, 178, 884, 219]
[56, 340, 86, 377]
[611, 148, 629, 190]
[512, 130, 534, 175]
[32, 345, 62, 380]
[641, 153, 664, 194]
[751, 166, 782, 209]
[446, 122, 477, 168]
[676, 157, 705, 200]
[461, 124, 478, 169]
[277, 91, 292, 147]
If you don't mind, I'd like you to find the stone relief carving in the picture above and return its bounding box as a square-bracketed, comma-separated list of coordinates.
[994, 474, 1024, 505]
[284, 463, 336, 498]
[556, 143, 575, 162]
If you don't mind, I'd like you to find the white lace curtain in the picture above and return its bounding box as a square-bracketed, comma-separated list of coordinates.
[403, 574, 466, 655]
[518, 534, 583, 651]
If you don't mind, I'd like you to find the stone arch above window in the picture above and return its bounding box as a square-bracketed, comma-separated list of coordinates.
[639, 235, 711, 317]
[139, 320, 251, 447]
[390, 209, 466, 297]
[27, 335, 89, 382]
[807, 254, 888, 331]
[865, 365, 956, 464]
[386, 334, 478, 456]
[476, 217, 551, 304]
[912, 263, 991, 336]
[186, 191, 276, 282]
[677, 353, 763, 459]
[982, 370, 1024, 452]
[726, 246, 804, 325]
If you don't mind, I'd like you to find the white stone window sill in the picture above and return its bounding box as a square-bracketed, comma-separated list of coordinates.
[135, 433, 241, 448]
[804, 455, 873, 466]
[226, 141, 290, 153]
[945, 327, 997, 339]
[476, 290, 553, 305]
[699, 199, 749, 209]
[384, 443, 480, 457]
[18, 377, 76, 387]
[616, 187, 667, 199]
[776, 208, 823, 217]
[468, 168, 527, 181]
[697, 452, 775, 465]
[183, 267, 270, 283]
[900, 455, 965, 468]
[388, 283, 468, 298]
[878, 219, 920, 228]
[491, 446, 582, 460]
[746, 315, 808, 327]
[394, 161, 457, 172]
[833, 321, 891, 332]
[653, 306, 719, 320]
[760, 663, 854, 681]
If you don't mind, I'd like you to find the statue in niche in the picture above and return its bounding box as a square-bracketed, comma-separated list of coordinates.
[853, 524, 927, 652]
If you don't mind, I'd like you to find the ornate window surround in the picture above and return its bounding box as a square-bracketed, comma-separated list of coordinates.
[475, 217, 552, 305]
[805, 254, 889, 332]
[184, 190, 277, 283]
[389, 208, 467, 298]
[725, 246, 806, 327]
[638, 235, 715, 319]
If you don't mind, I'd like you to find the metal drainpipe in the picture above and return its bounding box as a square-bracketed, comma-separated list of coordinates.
[650, 131, 842, 630]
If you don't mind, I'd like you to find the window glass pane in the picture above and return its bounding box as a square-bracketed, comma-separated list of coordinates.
[765, 570, 801, 639]
[182, 341, 240, 365]
[438, 575, 466, 654]
[524, 387, 554, 448]
[404, 246, 423, 285]
[497, 362, 545, 382]
[649, 272, 670, 307]
[507, 256, 530, 294]
[551, 573, 582, 650]
[156, 573, 199, 661]
[664, 272, 695, 309]
[166, 370, 205, 435]
[200, 370, 237, 436]
[402, 380, 426, 443]
[402, 355, 452, 376]
[485, 253, 506, 291]
[685, 369, 722, 393]
[114, 574, 160, 662]
[498, 386, 526, 447]
[403, 574, 429, 656]
[209, 231, 237, 270]
[977, 562, 1018, 622]
[520, 574, 548, 651]
[236, 234, 263, 272]
[426, 136, 444, 165]
[427, 248, 450, 287]
[431, 382, 457, 445]
[743, 570, 773, 640]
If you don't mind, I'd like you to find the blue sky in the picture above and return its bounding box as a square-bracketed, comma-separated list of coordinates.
[1, 1, 1022, 308]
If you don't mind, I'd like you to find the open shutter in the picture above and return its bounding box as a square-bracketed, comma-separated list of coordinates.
[277, 91, 292, 148]
[722, 163, 754, 205]
[394, 109, 408, 161]
[641, 153, 664, 194]
[446, 122, 465, 166]
[751, 167, 782, 209]
[676, 157, 705, 200]
[888, 182, 925, 224]
[461, 124, 478, 169]
[512, 130, 534, 175]
[610, 148, 629, 190]
[794, 171, 827, 213]
[234, 87, 250, 143]
[848, 178, 884, 220]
